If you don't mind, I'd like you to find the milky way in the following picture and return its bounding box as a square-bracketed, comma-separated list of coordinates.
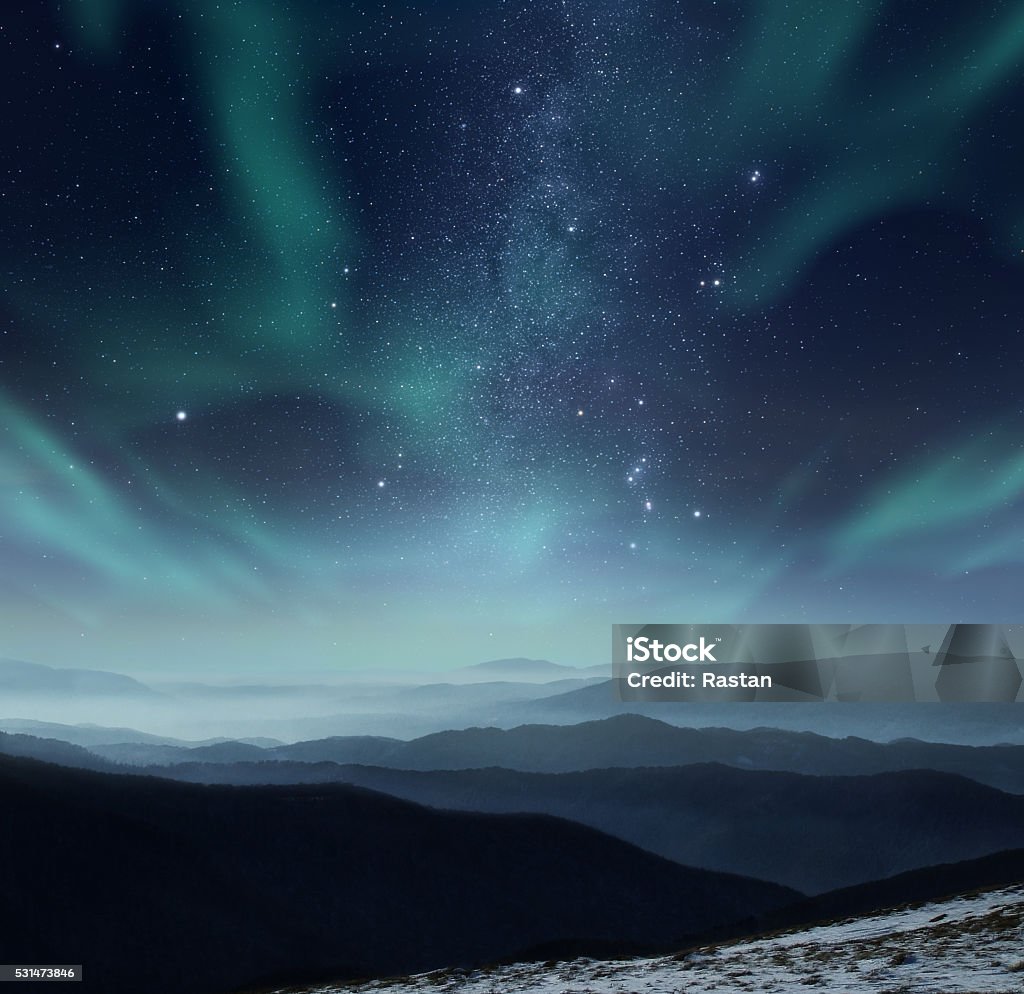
[2, 1, 1023, 672]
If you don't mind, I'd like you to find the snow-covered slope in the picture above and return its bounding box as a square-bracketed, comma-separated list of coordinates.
[278, 884, 1024, 994]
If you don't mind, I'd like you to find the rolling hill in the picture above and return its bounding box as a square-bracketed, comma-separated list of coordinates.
[0, 754, 797, 994]
[147, 761, 1024, 894]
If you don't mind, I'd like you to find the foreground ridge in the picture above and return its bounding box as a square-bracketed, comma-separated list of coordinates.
[277, 884, 1024, 994]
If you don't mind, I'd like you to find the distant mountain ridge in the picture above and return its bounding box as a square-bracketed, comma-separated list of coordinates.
[4, 658, 1021, 744]
[457, 657, 607, 680]
[0, 658, 161, 697]
[504, 683, 1024, 744]
[69, 714, 1024, 793]
[0, 718, 283, 749]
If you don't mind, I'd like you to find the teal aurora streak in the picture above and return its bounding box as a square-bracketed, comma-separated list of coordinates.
[2, 0, 1023, 671]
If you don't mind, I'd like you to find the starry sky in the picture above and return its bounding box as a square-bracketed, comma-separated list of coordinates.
[2, 1, 1023, 676]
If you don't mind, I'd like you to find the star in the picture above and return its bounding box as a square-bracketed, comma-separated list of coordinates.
[176, 411, 187, 421]
[693, 510, 702, 518]
[513, 86, 523, 95]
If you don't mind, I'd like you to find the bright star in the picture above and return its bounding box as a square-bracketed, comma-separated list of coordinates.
[176, 411, 187, 421]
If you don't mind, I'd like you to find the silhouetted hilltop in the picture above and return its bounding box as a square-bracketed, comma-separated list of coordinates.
[148, 761, 1024, 895]
[506, 686, 1024, 745]
[0, 754, 796, 994]
[0, 731, 117, 772]
[762, 847, 1024, 935]
[275, 863, 1024, 994]
[95, 738, 272, 766]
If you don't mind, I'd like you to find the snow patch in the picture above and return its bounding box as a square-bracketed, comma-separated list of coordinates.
[277, 885, 1024, 993]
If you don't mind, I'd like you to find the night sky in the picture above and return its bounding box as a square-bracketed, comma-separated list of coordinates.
[2, 1, 1023, 675]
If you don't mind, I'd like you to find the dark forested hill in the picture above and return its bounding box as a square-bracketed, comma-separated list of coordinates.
[151, 760, 1024, 895]
[0, 754, 796, 994]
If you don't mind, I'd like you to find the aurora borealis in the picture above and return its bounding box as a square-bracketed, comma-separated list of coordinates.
[2, 1, 1023, 675]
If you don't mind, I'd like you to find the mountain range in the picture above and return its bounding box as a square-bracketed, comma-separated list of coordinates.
[506, 681, 1024, 744]
[54, 714, 1024, 793]
[143, 760, 1024, 895]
